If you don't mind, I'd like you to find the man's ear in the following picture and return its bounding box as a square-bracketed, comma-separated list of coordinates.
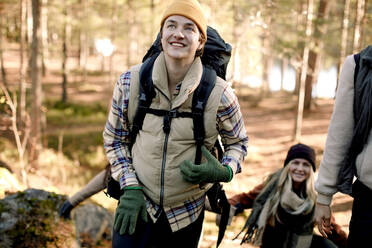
[198, 41, 204, 51]
[198, 36, 206, 50]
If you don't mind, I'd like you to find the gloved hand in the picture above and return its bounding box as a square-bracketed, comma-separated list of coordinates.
[59, 200, 74, 219]
[180, 146, 232, 184]
[114, 187, 148, 235]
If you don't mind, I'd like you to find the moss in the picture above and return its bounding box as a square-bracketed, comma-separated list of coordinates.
[0, 201, 8, 213]
[4, 192, 67, 248]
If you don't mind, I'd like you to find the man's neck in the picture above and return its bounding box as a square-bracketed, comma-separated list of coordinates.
[164, 56, 194, 93]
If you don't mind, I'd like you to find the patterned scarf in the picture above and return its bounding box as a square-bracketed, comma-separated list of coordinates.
[236, 169, 315, 248]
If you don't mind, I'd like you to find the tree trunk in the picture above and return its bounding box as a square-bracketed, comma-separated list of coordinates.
[26, 0, 33, 71]
[19, 0, 28, 128]
[126, 0, 135, 68]
[77, 0, 82, 69]
[0, 10, 7, 86]
[304, 0, 330, 110]
[359, 0, 368, 49]
[41, 0, 48, 76]
[260, 0, 273, 98]
[150, 0, 155, 43]
[294, 0, 306, 95]
[337, 0, 351, 85]
[27, 0, 33, 45]
[61, 5, 68, 103]
[261, 35, 272, 97]
[352, 0, 365, 53]
[29, 0, 42, 169]
[80, 0, 88, 82]
[231, 0, 240, 86]
[294, 0, 314, 141]
[109, 0, 117, 83]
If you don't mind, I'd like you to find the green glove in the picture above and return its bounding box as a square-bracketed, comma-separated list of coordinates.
[180, 146, 232, 184]
[114, 187, 148, 235]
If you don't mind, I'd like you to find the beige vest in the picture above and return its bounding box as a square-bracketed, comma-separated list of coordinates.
[127, 53, 226, 206]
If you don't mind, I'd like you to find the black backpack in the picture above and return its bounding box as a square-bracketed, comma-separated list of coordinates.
[107, 26, 232, 247]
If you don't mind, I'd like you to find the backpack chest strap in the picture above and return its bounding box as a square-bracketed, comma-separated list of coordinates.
[145, 107, 196, 134]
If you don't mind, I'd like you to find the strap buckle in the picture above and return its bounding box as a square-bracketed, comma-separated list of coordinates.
[168, 109, 177, 118]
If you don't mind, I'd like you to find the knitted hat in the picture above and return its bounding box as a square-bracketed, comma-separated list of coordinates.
[160, 0, 207, 39]
[284, 143, 316, 171]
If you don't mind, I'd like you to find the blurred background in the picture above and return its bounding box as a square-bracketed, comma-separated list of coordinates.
[0, 0, 371, 247]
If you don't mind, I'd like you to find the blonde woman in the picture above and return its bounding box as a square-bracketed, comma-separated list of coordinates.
[232, 144, 346, 248]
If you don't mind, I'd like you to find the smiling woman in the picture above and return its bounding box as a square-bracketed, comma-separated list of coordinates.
[228, 143, 347, 248]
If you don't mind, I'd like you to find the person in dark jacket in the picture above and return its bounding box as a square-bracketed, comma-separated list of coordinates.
[59, 164, 110, 219]
[231, 143, 347, 248]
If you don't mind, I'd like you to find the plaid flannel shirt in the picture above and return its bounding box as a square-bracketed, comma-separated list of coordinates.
[104, 71, 248, 232]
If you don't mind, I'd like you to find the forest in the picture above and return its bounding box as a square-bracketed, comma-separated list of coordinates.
[0, 0, 371, 247]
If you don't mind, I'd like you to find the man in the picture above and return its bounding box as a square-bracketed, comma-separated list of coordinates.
[103, 0, 248, 247]
[315, 45, 372, 247]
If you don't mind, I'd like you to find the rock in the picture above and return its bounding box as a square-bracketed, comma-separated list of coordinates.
[73, 203, 114, 246]
[0, 188, 112, 248]
[0, 188, 76, 248]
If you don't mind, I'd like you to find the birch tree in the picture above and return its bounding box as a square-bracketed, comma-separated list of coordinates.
[294, 0, 313, 141]
[304, 0, 330, 110]
[337, 0, 351, 83]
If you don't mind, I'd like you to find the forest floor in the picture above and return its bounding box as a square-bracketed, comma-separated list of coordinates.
[0, 47, 353, 248]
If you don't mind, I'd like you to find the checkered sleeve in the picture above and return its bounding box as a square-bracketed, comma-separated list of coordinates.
[217, 84, 248, 175]
[103, 71, 139, 188]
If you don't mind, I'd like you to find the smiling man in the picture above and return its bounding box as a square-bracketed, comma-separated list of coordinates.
[103, 0, 248, 247]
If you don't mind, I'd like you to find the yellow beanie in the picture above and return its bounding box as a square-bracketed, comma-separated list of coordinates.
[161, 0, 207, 39]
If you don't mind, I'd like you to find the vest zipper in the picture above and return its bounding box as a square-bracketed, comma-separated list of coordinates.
[157, 86, 171, 207]
[160, 132, 169, 207]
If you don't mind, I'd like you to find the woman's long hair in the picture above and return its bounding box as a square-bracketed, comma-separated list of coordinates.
[265, 163, 316, 226]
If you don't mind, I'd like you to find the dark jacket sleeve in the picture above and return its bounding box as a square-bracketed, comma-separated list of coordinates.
[328, 216, 348, 248]
[228, 182, 265, 209]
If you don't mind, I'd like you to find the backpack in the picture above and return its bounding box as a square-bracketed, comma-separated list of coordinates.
[107, 26, 232, 247]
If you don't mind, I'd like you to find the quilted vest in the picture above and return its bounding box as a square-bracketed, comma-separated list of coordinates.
[127, 53, 226, 206]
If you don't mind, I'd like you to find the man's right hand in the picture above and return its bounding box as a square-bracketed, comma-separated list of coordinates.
[315, 202, 333, 238]
[59, 200, 74, 219]
[114, 187, 148, 235]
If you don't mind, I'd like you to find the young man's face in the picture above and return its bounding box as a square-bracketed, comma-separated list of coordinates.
[161, 15, 203, 64]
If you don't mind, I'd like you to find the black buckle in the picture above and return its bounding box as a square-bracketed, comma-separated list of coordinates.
[168, 109, 177, 118]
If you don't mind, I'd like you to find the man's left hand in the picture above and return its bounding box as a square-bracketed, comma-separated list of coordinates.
[180, 146, 231, 184]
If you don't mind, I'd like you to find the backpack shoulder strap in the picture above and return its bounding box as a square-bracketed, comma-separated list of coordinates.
[130, 54, 159, 146]
[192, 65, 217, 164]
[353, 53, 360, 124]
[132, 58, 218, 164]
[353, 53, 360, 85]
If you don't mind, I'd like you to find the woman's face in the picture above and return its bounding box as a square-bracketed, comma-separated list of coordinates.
[288, 158, 312, 187]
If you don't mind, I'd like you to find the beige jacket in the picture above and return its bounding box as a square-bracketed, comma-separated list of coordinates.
[315, 54, 372, 205]
[127, 53, 226, 206]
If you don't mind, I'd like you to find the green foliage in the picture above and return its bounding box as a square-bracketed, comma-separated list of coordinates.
[42, 100, 108, 168]
[46, 100, 107, 126]
[47, 131, 106, 168]
[0, 201, 7, 213]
